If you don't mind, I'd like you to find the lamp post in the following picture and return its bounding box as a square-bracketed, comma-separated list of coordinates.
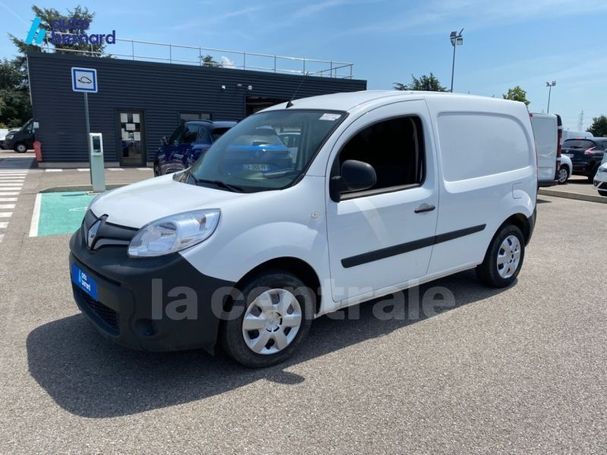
[546, 81, 556, 113]
[449, 28, 464, 92]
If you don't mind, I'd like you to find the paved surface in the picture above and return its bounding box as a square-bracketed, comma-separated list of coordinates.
[0, 159, 606, 454]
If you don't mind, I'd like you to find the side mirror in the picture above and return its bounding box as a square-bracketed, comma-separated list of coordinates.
[330, 159, 377, 201]
[160, 136, 168, 145]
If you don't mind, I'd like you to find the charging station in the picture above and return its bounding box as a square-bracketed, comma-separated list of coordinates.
[89, 133, 105, 192]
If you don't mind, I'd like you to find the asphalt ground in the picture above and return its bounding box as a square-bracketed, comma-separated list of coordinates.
[0, 159, 606, 454]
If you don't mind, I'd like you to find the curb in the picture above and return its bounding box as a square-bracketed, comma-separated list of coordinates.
[539, 188, 607, 204]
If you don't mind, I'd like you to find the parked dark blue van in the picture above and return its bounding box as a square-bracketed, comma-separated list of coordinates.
[154, 120, 237, 176]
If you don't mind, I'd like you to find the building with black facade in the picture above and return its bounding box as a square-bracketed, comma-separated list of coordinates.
[27, 52, 366, 167]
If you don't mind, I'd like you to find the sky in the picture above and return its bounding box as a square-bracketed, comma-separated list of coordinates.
[0, 0, 604, 130]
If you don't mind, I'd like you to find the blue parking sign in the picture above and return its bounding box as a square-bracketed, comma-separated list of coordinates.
[71, 67, 98, 93]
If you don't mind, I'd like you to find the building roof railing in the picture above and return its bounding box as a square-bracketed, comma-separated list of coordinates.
[40, 37, 354, 79]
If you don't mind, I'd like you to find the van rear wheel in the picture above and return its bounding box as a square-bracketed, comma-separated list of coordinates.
[221, 270, 314, 368]
[477, 224, 525, 288]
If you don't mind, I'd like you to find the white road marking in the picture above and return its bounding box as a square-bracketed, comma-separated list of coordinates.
[0, 204, 15, 209]
[0, 198, 17, 202]
[0, 212, 12, 218]
[0, 233, 4, 242]
[45, 169, 63, 172]
[29, 193, 41, 237]
[108, 168, 124, 171]
[0, 187, 22, 191]
[137, 168, 149, 171]
[0, 222, 8, 229]
[77, 168, 90, 172]
[0, 192, 19, 196]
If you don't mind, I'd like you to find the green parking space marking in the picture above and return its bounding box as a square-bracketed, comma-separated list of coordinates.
[32, 191, 95, 237]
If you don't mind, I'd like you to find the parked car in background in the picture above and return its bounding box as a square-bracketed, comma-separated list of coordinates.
[561, 130, 593, 144]
[154, 120, 237, 176]
[0, 128, 9, 149]
[558, 154, 572, 184]
[561, 137, 607, 182]
[530, 113, 562, 187]
[593, 154, 607, 196]
[2, 119, 35, 153]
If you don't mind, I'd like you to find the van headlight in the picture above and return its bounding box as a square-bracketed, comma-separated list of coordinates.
[128, 209, 220, 258]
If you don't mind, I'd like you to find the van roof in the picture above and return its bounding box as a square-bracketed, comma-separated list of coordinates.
[263, 90, 525, 113]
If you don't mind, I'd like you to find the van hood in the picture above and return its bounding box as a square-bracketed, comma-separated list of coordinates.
[90, 174, 245, 228]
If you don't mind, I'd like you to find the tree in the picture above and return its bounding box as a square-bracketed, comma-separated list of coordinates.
[394, 73, 447, 92]
[4, 5, 102, 128]
[0, 59, 31, 128]
[503, 86, 530, 106]
[10, 5, 104, 67]
[201, 55, 218, 68]
[587, 116, 607, 137]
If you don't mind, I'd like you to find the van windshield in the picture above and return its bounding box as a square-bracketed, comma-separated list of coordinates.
[188, 110, 345, 192]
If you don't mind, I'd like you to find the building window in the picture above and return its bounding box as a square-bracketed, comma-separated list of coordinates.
[179, 112, 211, 122]
[336, 116, 424, 195]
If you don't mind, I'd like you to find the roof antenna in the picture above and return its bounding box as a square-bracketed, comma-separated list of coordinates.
[286, 72, 308, 108]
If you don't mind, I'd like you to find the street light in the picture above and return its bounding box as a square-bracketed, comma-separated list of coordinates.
[546, 81, 556, 113]
[449, 28, 464, 92]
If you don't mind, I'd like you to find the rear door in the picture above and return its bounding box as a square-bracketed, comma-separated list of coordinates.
[530, 114, 557, 184]
[326, 100, 438, 304]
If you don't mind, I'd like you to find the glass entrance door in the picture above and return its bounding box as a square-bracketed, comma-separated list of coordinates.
[119, 111, 145, 166]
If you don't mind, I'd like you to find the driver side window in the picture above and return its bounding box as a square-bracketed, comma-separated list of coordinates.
[335, 116, 425, 196]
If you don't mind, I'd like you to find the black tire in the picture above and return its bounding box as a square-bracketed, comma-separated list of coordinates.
[587, 174, 595, 183]
[221, 270, 315, 368]
[599, 190, 607, 197]
[14, 143, 27, 153]
[476, 224, 525, 288]
[557, 166, 569, 184]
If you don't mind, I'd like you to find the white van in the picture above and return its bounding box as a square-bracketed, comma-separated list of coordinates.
[530, 112, 562, 187]
[70, 91, 537, 367]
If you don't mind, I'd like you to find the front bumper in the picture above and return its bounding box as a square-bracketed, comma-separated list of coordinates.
[69, 227, 235, 353]
[594, 172, 607, 192]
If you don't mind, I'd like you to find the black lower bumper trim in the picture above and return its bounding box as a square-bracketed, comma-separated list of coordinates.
[69, 228, 235, 354]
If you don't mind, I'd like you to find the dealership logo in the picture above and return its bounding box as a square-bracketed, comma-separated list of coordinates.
[25, 16, 116, 46]
[25, 17, 46, 45]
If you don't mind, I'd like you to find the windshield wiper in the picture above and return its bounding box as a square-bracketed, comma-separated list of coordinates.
[194, 177, 245, 193]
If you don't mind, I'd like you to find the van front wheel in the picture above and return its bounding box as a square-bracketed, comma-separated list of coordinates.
[221, 271, 314, 368]
[477, 225, 525, 288]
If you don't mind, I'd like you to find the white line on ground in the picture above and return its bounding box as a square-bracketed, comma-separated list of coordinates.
[0, 192, 19, 196]
[137, 168, 149, 171]
[0, 187, 22, 191]
[0, 212, 12, 218]
[0, 222, 8, 229]
[0, 233, 4, 243]
[77, 168, 90, 172]
[0, 174, 27, 177]
[0, 183, 23, 187]
[29, 193, 41, 237]
[0, 204, 15, 209]
[107, 168, 124, 171]
[45, 169, 63, 172]
[0, 198, 17, 202]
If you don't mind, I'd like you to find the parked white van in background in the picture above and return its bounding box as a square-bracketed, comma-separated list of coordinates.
[530, 112, 562, 187]
[70, 91, 537, 367]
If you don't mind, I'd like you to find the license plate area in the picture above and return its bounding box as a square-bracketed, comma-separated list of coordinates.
[71, 263, 98, 300]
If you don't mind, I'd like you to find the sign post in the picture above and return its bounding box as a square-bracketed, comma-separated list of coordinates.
[71, 67, 105, 191]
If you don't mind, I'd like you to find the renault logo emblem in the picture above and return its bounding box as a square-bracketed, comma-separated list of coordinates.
[86, 216, 106, 249]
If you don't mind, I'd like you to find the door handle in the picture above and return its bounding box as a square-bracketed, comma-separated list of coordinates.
[414, 203, 436, 214]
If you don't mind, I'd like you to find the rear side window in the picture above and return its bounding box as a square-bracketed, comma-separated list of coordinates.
[180, 123, 202, 144]
[438, 113, 531, 182]
[336, 116, 424, 194]
[563, 139, 595, 149]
